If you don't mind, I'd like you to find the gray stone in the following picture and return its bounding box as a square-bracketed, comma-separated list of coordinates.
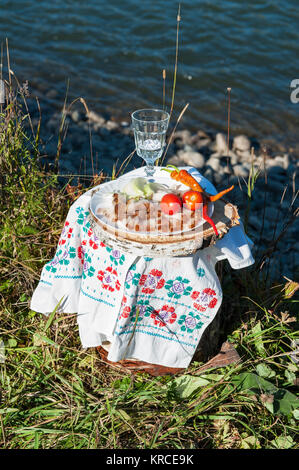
[87, 110, 106, 126]
[177, 150, 205, 168]
[190, 130, 212, 149]
[215, 133, 227, 154]
[209, 151, 222, 159]
[71, 110, 81, 123]
[203, 167, 214, 181]
[242, 161, 255, 171]
[235, 149, 253, 162]
[233, 135, 251, 152]
[211, 150, 239, 165]
[122, 127, 133, 136]
[195, 138, 212, 150]
[254, 155, 264, 166]
[214, 172, 224, 184]
[228, 150, 239, 165]
[274, 154, 290, 170]
[192, 129, 210, 140]
[206, 157, 220, 172]
[222, 160, 234, 175]
[182, 144, 195, 152]
[173, 130, 192, 147]
[233, 164, 249, 178]
[166, 154, 186, 167]
[266, 157, 280, 168]
[105, 120, 119, 131]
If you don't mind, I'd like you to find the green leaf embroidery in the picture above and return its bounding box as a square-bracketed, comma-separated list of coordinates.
[197, 267, 205, 277]
[45, 264, 57, 273]
[69, 247, 76, 258]
[88, 266, 95, 277]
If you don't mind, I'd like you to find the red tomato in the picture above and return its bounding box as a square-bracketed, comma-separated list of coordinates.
[182, 190, 203, 211]
[160, 193, 182, 215]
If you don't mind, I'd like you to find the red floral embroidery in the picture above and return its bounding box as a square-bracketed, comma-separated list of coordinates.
[77, 241, 86, 264]
[193, 303, 206, 312]
[100, 242, 106, 248]
[191, 291, 200, 300]
[151, 269, 162, 277]
[139, 274, 147, 286]
[157, 279, 165, 289]
[151, 305, 177, 327]
[119, 296, 131, 319]
[59, 221, 73, 246]
[89, 238, 99, 250]
[97, 266, 120, 292]
[139, 269, 165, 294]
[121, 306, 131, 319]
[209, 298, 217, 308]
[85, 227, 99, 250]
[193, 288, 218, 312]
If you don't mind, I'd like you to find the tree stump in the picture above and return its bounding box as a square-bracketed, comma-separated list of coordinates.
[96, 339, 240, 377]
[91, 194, 241, 375]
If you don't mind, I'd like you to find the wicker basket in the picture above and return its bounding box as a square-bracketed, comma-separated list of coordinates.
[96, 341, 240, 376]
[97, 345, 183, 376]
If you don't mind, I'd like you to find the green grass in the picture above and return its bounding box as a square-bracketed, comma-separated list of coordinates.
[0, 79, 298, 450]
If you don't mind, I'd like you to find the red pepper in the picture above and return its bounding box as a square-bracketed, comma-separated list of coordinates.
[163, 166, 235, 237]
[162, 165, 204, 192]
[202, 201, 219, 236]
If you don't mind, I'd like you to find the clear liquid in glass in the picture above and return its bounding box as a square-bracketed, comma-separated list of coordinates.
[131, 109, 170, 178]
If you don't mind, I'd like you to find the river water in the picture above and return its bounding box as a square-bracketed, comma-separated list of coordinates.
[1, 0, 299, 149]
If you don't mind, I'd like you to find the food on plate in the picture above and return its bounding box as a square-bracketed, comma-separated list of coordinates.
[163, 165, 204, 192]
[182, 190, 203, 211]
[182, 190, 218, 234]
[163, 165, 234, 236]
[95, 169, 234, 237]
[96, 191, 202, 234]
[122, 177, 169, 199]
[202, 201, 218, 236]
[122, 177, 146, 198]
[209, 186, 235, 202]
[160, 193, 182, 215]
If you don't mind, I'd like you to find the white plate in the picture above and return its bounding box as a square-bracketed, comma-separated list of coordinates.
[90, 174, 214, 236]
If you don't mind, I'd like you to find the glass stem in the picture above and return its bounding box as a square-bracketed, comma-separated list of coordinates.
[145, 161, 155, 177]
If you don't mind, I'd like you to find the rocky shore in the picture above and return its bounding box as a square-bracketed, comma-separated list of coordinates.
[30, 104, 298, 281]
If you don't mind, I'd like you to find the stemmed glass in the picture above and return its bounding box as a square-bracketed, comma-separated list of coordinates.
[131, 108, 170, 178]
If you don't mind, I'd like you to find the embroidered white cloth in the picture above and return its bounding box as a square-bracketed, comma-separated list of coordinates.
[30, 167, 254, 368]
